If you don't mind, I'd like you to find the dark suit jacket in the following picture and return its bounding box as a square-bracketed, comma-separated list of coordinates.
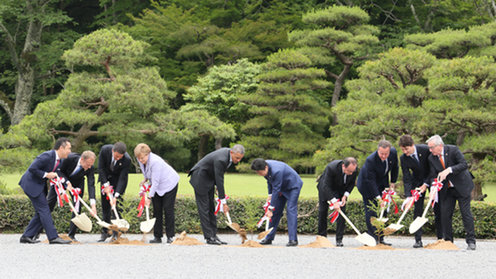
[357, 147, 399, 199]
[264, 160, 303, 208]
[189, 148, 231, 199]
[19, 150, 60, 198]
[59, 152, 96, 199]
[317, 160, 357, 201]
[428, 144, 474, 198]
[98, 144, 131, 195]
[400, 144, 430, 197]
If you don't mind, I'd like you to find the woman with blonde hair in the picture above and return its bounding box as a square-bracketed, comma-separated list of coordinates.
[134, 143, 180, 243]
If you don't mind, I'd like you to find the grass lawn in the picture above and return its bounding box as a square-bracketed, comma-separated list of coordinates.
[2, 172, 496, 202]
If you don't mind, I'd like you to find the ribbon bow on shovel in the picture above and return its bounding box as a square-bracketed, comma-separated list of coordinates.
[409, 179, 443, 234]
[257, 201, 273, 240]
[137, 182, 155, 233]
[386, 188, 421, 233]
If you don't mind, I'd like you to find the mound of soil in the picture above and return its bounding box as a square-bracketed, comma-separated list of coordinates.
[357, 243, 395, 250]
[301, 236, 334, 248]
[424, 239, 459, 250]
[239, 240, 264, 248]
[109, 237, 148, 245]
[171, 231, 203, 246]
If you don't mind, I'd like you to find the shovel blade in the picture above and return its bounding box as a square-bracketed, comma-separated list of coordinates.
[140, 218, 156, 233]
[409, 217, 428, 234]
[257, 227, 273, 240]
[111, 219, 130, 230]
[386, 223, 404, 232]
[71, 213, 92, 232]
[356, 233, 376, 247]
[377, 217, 389, 223]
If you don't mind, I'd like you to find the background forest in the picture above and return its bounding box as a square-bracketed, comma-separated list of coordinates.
[1, 0, 496, 199]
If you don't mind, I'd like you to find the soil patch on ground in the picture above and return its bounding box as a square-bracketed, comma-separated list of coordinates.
[300, 236, 335, 248]
[424, 239, 459, 250]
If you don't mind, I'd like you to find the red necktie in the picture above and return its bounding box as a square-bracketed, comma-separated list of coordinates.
[52, 159, 60, 172]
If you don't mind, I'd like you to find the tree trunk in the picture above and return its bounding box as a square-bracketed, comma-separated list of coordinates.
[197, 134, 210, 161]
[215, 137, 223, 150]
[472, 182, 485, 201]
[11, 3, 44, 125]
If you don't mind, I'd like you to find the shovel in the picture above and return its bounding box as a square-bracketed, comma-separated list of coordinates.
[54, 175, 92, 232]
[338, 208, 376, 247]
[409, 188, 437, 234]
[386, 196, 415, 232]
[108, 193, 130, 231]
[377, 190, 391, 223]
[140, 205, 156, 233]
[79, 198, 111, 229]
[225, 212, 241, 232]
[257, 216, 274, 240]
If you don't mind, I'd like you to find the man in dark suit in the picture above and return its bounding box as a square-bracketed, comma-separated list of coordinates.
[426, 135, 476, 250]
[19, 137, 72, 244]
[357, 139, 398, 245]
[188, 144, 245, 245]
[98, 142, 131, 242]
[399, 135, 442, 248]
[251, 159, 303, 247]
[317, 157, 358, 247]
[46, 151, 97, 241]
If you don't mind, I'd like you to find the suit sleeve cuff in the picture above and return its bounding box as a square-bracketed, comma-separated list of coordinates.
[43, 172, 48, 178]
[376, 195, 381, 200]
[448, 167, 453, 173]
[220, 198, 227, 205]
[344, 192, 350, 197]
[330, 198, 338, 204]
[114, 192, 120, 198]
[90, 199, 96, 205]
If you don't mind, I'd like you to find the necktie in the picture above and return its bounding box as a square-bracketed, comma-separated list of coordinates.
[412, 154, 419, 163]
[110, 160, 116, 171]
[52, 159, 60, 172]
[439, 156, 446, 169]
[383, 160, 388, 174]
[343, 174, 347, 184]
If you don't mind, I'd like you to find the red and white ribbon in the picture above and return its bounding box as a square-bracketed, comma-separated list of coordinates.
[257, 201, 272, 228]
[431, 178, 443, 208]
[214, 195, 229, 216]
[70, 188, 82, 212]
[137, 182, 151, 217]
[101, 183, 114, 200]
[382, 189, 399, 214]
[401, 189, 421, 211]
[50, 177, 69, 208]
[328, 199, 343, 224]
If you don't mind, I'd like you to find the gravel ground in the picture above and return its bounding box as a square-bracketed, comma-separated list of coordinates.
[1, 232, 495, 279]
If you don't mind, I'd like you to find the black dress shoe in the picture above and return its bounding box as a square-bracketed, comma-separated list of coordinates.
[150, 237, 162, 244]
[260, 238, 272, 245]
[20, 235, 40, 244]
[49, 237, 72, 244]
[213, 235, 227, 245]
[379, 240, 392, 246]
[467, 243, 476, 250]
[167, 237, 174, 244]
[336, 240, 343, 247]
[97, 233, 108, 242]
[68, 235, 78, 242]
[286, 240, 298, 247]
[206, 237, 222, 245]
[413, 241, 423, 248]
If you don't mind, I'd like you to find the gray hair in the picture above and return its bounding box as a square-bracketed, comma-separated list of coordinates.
[343, 157, 357, 167]
[81, 150, 96, 160]
[426, 135, 444, 146]
[231, 144, 245, 155]
[378, 140, 392, 149]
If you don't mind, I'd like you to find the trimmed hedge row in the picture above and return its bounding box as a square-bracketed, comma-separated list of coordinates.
[1, 194, 495, 239]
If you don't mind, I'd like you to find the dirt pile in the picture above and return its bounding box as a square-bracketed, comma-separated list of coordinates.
[358, 243, 395, 250]
[301, 236, 334, 248]
[109, 237, 148, 245]
[239, 240, 265, 248]
[171, 231, 204, 246]
[424, 240, 459, 250]
[257, 228, 272, 240]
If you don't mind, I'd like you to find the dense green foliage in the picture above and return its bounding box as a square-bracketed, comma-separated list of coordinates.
[0, 1, 495, 193]
[1, 195, 495, 239]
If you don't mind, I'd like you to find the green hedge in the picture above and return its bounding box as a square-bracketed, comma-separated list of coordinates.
[1, 194, 495, 239]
